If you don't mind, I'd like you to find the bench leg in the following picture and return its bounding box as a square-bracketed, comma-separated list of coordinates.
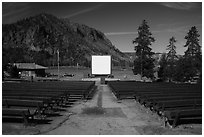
[164, 117, 168, 127]
[172, 113, 180, 128]
[117, 94, 121, 100]
[22, 113, 29, 126]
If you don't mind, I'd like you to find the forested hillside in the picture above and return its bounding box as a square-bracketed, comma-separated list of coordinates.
[3, 13, 130, 68]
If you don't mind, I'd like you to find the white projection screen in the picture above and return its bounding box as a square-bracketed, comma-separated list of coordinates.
[91, 55, 111, 75]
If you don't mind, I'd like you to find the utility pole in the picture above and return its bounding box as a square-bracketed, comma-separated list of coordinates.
[57, 49, 60, 79]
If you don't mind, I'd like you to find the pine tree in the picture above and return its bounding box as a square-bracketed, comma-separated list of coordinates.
[183, 26, 202, 81]
[167, 37, 177, 62]
[184, 26, 201, 57]
[132, 20, 155, 79]
[166, 37, 177, 81]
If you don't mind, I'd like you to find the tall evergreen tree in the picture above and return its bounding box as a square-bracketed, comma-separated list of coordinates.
[184, 26, 201, 57]
[167, 37, 177, 62]
[183, 26, 202, 81]
[132, 20, 155, 79]
[166, 36, 177, 81]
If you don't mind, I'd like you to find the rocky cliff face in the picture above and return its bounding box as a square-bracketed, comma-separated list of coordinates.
[3, 13, 130, 67]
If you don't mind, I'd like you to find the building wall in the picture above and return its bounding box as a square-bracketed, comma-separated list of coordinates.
[20, 70, 35, 77]
[19, 69, 46, 77]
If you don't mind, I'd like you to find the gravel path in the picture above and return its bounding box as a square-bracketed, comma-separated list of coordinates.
[44, 83, 142, 134]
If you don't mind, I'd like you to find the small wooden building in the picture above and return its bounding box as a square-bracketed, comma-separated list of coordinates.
[13, 63, 48, 77]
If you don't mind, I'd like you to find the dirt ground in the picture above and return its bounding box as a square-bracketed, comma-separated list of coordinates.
[2, 81, 202, 135]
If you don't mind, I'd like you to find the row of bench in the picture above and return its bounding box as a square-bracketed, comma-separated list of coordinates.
[108, 81, 202, 128]
[2, 81, 96, 125]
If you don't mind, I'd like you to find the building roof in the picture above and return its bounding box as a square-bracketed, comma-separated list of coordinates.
[13, 63, 48, 70]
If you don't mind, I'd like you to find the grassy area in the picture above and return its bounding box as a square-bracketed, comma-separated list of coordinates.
[45, 66, 140, 81]
[46, 66, 90, 80]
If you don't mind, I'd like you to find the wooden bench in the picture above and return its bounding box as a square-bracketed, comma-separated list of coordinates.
[2, 108, 34, 125]
[153, 99, 202, 113]
[143, 96, 201, 108]
[163, 108, 202, 128]
[3, 99, 45, 115]
[136, 93, 201, 105]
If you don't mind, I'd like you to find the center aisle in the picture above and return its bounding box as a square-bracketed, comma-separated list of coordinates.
[101, 84, 122, 108]
[44, 82, 149, 135]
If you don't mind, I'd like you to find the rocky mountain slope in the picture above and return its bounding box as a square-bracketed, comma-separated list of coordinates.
[2, 13, 130, 67]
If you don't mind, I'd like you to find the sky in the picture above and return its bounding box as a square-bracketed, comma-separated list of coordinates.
[2, 2, 202, 55]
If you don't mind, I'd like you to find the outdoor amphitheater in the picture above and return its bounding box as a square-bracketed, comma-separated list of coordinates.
[2, 56, 202, 135]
